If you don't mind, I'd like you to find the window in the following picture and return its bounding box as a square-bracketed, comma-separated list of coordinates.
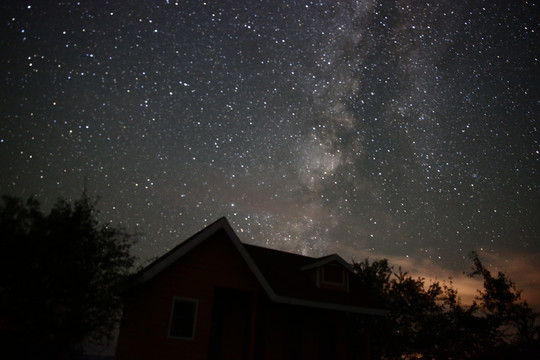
[169, 297, 198, 339]
[322, 263, 345, 285]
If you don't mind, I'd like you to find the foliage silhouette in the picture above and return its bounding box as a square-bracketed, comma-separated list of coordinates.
[353, 253, 539, 359]
[0, 192, 137, 359]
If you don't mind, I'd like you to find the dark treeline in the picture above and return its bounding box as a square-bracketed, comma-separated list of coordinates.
[353, 255, 540, 359]
[0, 193, 137, 360]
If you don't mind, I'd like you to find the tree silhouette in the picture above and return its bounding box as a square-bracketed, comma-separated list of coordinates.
[353, 254, 540, 359]
[0, 192, 137, 359]
[467, 251, 539, 358]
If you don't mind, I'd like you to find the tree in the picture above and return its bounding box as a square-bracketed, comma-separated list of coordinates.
[353, 254, 540, 359]
[467, 251, 540, 358]
[354, 259, 451, 358]
[0, 192, 137, 359]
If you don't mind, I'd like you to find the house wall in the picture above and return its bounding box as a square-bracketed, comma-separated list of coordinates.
[255, 302, 365, 360]
[116, 228, 376, 360]
[115, 229, 261, 360]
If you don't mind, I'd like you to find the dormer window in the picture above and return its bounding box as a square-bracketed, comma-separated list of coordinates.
[322, 263, 345, 285]
[301, 255, 351, 292]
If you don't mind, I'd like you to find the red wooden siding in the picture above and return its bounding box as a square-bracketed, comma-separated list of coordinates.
[115, 229, 261, 360]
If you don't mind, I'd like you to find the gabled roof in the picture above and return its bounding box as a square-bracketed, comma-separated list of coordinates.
[139, 217, 386, 316]
[300, 253, 354, 273]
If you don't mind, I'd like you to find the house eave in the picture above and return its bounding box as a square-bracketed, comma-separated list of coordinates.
[300, 254, 355, 273]
[271, 294, 387, 316]
[139, 218, 231, 283]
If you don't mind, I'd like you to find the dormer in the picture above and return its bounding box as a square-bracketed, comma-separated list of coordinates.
[301, 254, 353, 292]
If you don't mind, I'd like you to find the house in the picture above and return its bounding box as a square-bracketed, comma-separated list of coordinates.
[115, 217, 385, 360]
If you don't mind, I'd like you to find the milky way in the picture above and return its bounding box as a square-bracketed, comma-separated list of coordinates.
[1, 1, 539, 301]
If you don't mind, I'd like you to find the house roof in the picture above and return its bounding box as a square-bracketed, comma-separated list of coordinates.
[244, 244, 384, 312]
[139, 217, 386, 316]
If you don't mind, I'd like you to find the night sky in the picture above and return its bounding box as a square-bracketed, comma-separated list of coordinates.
[1, 1, 538, 305]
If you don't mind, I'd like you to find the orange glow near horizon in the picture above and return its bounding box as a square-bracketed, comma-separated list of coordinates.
[333, 243, 540, 311]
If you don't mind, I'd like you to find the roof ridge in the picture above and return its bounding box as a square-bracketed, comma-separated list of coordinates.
[243, 243, 318, 260]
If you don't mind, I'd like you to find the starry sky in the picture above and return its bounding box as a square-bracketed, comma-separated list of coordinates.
[1, 1, 539, 305]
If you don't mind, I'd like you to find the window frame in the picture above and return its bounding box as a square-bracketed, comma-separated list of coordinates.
[168, 296, 198, 340]
[321, 263, 346, 286]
